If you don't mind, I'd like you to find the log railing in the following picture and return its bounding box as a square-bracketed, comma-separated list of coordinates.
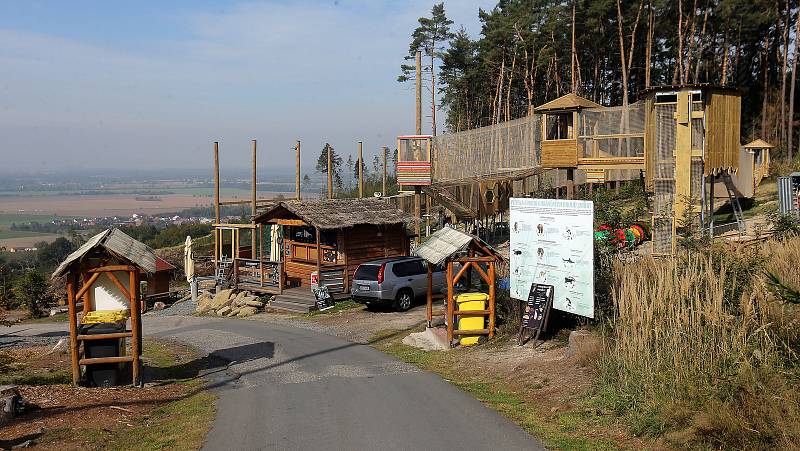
[235, 258, 282, 290]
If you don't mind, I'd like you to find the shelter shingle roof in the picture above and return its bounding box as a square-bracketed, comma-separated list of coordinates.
[534, 92, 603, 112]
[414, 227, 503, 266]
[254, 198, 415, 230]
[51, 228, 157, 279]
[743, 139, 774, 149]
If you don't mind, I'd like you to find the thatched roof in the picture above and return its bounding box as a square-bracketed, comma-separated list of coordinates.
[254, 198, 415, 230]
[744, 139, 774, 149]
[414, 227, 503, 266]
[52, 228, 157, 279]
[534, 92, 603, 112]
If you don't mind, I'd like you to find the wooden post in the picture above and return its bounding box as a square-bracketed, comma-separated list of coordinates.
[415, 51, 422, 135]
[327, 145, 333, 199]
[82, 272, 91, 315]
[358, 141, 364, 198]
[214, 141, 220, 223]
[446, 261, 454, 346]
[426, 263, 433, 328]
[129, 270, 140, 386]
[488, 261, 496, 338]
[566, 168, 575, 200]
[66, 274, 79, 385]
[251, 139, 257, 254]
[382, 146, 388, 196]
[315, 228, 322, 289]
[295, 140, 301, 200]
[414, 186, 422, 245]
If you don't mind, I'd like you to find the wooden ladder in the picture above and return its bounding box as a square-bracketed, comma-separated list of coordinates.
[721, 172, 746, 235]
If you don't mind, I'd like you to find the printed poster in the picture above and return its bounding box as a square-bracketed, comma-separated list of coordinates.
[509, 198, 594, 318]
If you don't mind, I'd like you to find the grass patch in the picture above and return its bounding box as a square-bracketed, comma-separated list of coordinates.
[376, 338, 620, 450]
[306, 298, 363, 317]
[18, 313, 70, 324]
[0, 369, 72, 386]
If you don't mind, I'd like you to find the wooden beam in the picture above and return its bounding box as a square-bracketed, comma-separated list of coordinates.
[268, 219, 307, 227]
[214, 141, 220, 223]
[315, 228, 322, 288]
[446, 261, 454, 346]
[451, 310, 491, 315]
[88, 265, 138, 273]
[452, 261, 472, 285]
[488, 262, 495, 338]
[78, 331, 133, 341]
[452, 329, 490, 336]
[358, 141, 364, 198]
[213, 223, 258, 229]
[104, 271, 131, 301]
[74, 272, 100, 302]
[426, 263, 433, 327]
[471, 262, 490, 284]
[80, 356, 134, 365]
[296, 140, 301, 200]
[66, 274, 79, 385]
[252, 139, 258, 253]
[129, 270, 140, 386]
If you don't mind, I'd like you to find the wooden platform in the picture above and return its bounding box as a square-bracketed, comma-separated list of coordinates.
[269, 286, 349, 313]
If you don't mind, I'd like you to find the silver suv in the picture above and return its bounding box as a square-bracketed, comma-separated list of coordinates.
[351, 257, 446, 311]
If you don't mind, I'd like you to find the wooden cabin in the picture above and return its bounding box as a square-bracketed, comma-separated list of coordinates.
[247, 199, 413, 309]
[535, 92, 603, 168]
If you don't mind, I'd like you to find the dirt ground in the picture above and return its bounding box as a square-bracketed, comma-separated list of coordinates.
[0, 340, 209, 450]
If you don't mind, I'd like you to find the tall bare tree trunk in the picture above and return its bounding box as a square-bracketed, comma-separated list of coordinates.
[692, 1, 710, 83]
[571, 0, 577, 91]
[780, 0, 790, 147]
[674, 0, 684, 84]
[721, 31, 730, 85]
[762, 34, 770, 138]
[645, 1, 653, 87]
[431, 50, 437, 136]
[617, 0, 644, 106]
[789, 5, 799, 159]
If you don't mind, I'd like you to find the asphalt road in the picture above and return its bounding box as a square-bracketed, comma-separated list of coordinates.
[6, 317, 544, 450]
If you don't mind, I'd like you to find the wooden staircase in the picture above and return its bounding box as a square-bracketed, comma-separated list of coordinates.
[270, 288, 319, 313]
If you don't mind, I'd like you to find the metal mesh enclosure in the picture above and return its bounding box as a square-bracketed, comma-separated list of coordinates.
[432, 115, 540, 183]
[578, 102, 645, 162]
[653, 104, 677, 254]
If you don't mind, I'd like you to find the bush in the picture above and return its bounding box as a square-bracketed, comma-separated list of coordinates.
[12, 269, 50, 317]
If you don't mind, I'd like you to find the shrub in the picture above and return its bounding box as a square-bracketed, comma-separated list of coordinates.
[12, 269, 50, 317]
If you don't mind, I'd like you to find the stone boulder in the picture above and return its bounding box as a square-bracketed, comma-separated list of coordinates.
[152, 301, 167, 311]
[216, 306, 232, 317]
[245, 299, 264, 308]
[236, 306, 258, 317]
[210, 289, 234, 309]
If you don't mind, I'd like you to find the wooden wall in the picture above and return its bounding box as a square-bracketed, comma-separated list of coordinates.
[541, 140, 578, 167]
[705, 90, 741, 175]
[342, 224, 408, 286]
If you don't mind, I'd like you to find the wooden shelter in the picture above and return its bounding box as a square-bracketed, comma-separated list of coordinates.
[414, 227, 503, 346]
[535, 92, 603, 169]
[51, 228, 153, 386]
[244, 199, 414, 311]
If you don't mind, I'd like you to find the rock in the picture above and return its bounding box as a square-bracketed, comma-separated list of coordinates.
[216, 306, 232, 316]
[152, 301, 167, 311]
[564, 329, 600, 363]
[210, 289, 234, 309]
[0, 385, 21, 426]
[401, 328, 450, 351]
[226, 308, 240, 317]
[50, 338, 69, 355]
[236, 306, 258, 317]
[245, 299, 264, 308]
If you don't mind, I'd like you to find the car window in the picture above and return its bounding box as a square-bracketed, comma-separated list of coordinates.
[354, 265, 380, 281]
[391, 261, 413, 277]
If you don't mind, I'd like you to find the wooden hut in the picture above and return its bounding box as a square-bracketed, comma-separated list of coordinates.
[51, 228, 154, 386]
[249, 199, 414, 312]
[414, 227, 504, 347]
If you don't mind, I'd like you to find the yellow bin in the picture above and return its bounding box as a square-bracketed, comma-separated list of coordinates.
[456, 292, 488, 346]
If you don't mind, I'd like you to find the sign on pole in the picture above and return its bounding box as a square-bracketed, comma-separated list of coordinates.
[509, 198, 595, 318]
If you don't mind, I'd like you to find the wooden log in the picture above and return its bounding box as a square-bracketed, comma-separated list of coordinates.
[87, 265, 138, 273]
[452, 329, 490, 336]
[426, 263, 433, 327]
[452, 261, 472, 285]
[129, 270, 140, 386]
[77, 331, 133, 341]
[80, 356, 134, 365]
[66, 274, 80, 385]
[75, 272, 100, 305]
[316, 228, 322, 287]
[488, 262, 496, 338]
[451, 310, 491, 316]
[104, 271, 131, 301]
[446, 261, 454, 346]
[472, 263, 490, 285]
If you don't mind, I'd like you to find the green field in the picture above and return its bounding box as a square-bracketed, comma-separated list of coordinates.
[0, 230, 59, 240]
[0, 213, 73, 229]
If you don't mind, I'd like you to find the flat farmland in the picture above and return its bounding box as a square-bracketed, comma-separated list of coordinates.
[0, 234, 62, 248]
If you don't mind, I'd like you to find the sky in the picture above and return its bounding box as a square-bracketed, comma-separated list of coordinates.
[0, 1, 495, 175]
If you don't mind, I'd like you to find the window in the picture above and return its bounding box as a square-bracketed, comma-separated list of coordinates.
[545, 113, 574, 140]
[392, 260, 426, 277]
[287, 226, 337, 247]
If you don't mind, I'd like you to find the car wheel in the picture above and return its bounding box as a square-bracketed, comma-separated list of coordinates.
[395, 289, 414, 312]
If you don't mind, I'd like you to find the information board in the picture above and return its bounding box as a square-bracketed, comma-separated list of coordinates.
[510, 198, 595, 318]
[313, 286, 334, 311]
